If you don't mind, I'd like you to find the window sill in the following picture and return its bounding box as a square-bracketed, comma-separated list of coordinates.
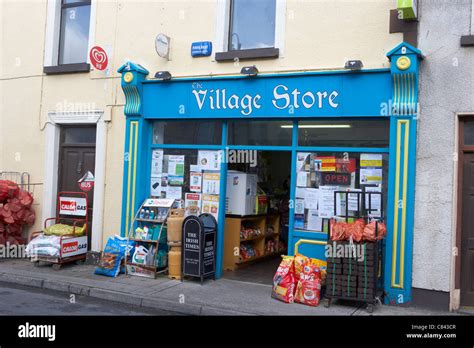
[43, 63, 90, 75]
[461, 35, 474, 46]
[215, 48, 279, 62]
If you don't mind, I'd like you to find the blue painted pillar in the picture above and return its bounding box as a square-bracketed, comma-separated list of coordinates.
[215, 121, 228, 278]
[287, 119, 298, 256]
[384, 43, 423, 305]
[117, 62, 150, 237]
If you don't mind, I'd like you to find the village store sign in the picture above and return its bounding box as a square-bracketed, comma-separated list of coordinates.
[191, 85, 339, 116]
[142, 70, 392, 119]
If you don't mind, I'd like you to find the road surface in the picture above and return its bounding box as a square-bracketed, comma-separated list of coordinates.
[0, 282, 178, 315]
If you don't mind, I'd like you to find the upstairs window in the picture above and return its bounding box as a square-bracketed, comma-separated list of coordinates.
[59, 0, 91, 65]
[215, 0, 283, 61]
[228, 0, 276, 51]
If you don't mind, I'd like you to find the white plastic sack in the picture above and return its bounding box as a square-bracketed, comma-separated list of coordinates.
[26, 235, 61, 258]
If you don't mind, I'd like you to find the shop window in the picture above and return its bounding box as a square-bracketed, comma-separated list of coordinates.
[297, 119, 390, 148]
[292, 152, 388, 233]
[152, 121, 222, 145]
[43, 0, 92, 74]
[227, 120, 292, 146]
[150, 148, 222, 221]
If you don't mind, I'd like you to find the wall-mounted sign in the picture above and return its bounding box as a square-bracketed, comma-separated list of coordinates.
[143, 70, 392, 119]
[155, 33, 171, 59]
[59, 197, 87, 216]
[397, 0, 417, 20]
[191, 41, 212, 57]
[89, 46, 108, 70]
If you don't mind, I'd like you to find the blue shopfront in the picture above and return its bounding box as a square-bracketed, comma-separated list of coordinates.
[118, 42, 423, 305]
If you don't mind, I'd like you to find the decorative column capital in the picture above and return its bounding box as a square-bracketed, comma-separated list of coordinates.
[117, 61, 149, 116]
[386, 42, 424, 116]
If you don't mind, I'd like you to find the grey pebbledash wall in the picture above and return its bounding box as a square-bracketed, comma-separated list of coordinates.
[414, 0, 474, 295]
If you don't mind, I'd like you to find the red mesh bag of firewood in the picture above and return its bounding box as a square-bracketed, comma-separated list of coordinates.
[363, 221, 387, 241]
[0, 181, 19, 203]
[330, 220, 347, 241]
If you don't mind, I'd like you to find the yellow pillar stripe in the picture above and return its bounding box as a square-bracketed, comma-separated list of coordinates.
[125, 121, 138, 234]
[131, 122, 139, 222]
[391, 119, 409, 289]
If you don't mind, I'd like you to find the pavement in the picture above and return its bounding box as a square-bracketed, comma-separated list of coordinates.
[0, 259, 457, 316]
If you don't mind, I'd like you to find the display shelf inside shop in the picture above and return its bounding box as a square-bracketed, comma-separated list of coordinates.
[224, 214, 283, 270]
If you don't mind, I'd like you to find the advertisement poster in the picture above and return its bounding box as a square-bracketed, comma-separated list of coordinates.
[318, 186, 339, 218]
[201, 194, 219, 220]
[198, 150, 221, 170]
[165, 186, 182, 200]
[202, 172, 220, 194]
[150, 175, 165, 197]
[185, 193, 202, 217]
[304, 188, 319, 210]
[190, 171, 202, 192]
[296, 171, 309, 187]
[316, 156, 336, 172]
[360, 153, 383, 185]
[296, 152, 311, 172]
[168, 175, 184, 186]
[295, 198, 305, 215]
[166, 155, 184, 176]
[307, 210, 323, 231]
[151, 149, 164, 176]
[365, 186, 382, 217]
[335, 188, 362, 216]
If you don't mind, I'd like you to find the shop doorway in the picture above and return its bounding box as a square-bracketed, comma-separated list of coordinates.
[223, 150, 292, 285]
[58, 125, 96, 249]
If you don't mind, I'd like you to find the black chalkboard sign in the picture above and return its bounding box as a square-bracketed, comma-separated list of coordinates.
[182, 216, 202, 277]
[182, 214, 217, 283]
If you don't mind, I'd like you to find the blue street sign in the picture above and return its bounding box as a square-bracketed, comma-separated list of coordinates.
[191, 41, 212, 57]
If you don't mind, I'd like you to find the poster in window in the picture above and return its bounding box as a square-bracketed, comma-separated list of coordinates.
[318, 186, 339, 218]
[201, 194, 219, 220]
[296, 152, 311, 172]
[198, 150, 221, 170]
[185, 193, 202, 217]
[151, 149, 163, 176]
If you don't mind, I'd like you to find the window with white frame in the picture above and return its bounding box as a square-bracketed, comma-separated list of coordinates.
[215, 0, 285, 61]
[58, 0, 91, 64]
[228, 0, 276, 51]
[44, 0, 95, 73]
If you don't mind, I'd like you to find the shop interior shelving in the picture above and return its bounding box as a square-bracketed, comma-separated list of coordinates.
[224, 213, 282, 270]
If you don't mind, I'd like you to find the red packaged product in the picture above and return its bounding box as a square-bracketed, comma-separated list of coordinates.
[294, 261, 322, 307]
[272, 256, 296, 303]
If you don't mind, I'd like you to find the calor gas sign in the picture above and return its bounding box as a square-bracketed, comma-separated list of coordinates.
[59, 197, 87, 216]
